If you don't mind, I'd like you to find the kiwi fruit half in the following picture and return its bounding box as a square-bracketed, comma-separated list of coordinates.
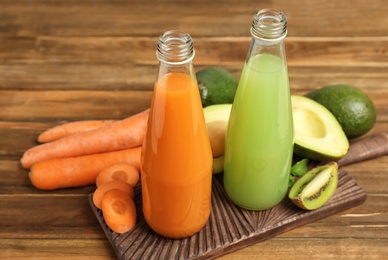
[289, 162, 338, 210]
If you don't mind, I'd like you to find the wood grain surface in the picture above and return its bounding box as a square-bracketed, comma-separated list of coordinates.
[1, 0, 388, 259]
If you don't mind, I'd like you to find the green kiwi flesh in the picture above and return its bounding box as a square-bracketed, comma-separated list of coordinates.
[289, 162, 338, 210]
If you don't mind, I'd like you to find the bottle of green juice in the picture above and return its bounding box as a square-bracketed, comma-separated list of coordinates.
[224, 8, 294, 210]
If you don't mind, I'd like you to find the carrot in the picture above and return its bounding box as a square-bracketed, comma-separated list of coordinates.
[29, 147, 141, 190]
[101, 189, 137, 234]
[93, 181, 134, 209]
[21, 109, 149, 169]
[38, 120, 115, 143]
[96, 162, 140, 187]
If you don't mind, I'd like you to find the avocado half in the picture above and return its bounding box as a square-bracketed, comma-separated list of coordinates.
[203, 104, 232, 174]
[292, 95, 349, 161]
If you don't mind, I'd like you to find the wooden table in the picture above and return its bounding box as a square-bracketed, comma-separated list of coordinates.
[1, 0, 387, 259]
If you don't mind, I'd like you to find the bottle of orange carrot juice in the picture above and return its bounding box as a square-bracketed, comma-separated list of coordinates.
[141, 30, 213, 239]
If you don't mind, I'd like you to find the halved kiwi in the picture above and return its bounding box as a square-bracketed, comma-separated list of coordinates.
[289, 162, 338, 210]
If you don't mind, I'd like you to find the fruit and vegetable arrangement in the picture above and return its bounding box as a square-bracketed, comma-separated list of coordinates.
[20, 66, 377, 234]
[200, 67, 376, 211]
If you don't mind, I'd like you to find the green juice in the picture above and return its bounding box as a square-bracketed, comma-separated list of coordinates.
[223, 53, 294, 210]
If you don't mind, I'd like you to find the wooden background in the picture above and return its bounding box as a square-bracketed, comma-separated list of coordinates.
[1, 0, 387, 259]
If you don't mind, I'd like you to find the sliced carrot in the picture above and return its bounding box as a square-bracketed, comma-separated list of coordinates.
[38, 120, 115, 143]
[96, 162, 140, 187]
[21, 109, 149, 169]
[101, 189, 137, 234]
[93, 181, 134, 209]
[29, 147, 141, 190]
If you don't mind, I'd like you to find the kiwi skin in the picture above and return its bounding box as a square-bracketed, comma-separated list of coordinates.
[289, 162, 338, 210]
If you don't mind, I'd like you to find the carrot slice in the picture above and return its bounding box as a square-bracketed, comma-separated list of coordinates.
[38, 120, 115, 143]
[93, 181, 134, 209]
[101, 189, 137, 234]
[29, 147, 141, 190]
[96, 162, 140, 187]
[21, 109, 149, 169]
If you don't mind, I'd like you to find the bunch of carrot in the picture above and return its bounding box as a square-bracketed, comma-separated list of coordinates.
[21, 109, 149, 190]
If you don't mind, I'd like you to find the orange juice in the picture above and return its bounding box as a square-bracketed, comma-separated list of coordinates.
[141, 72, 212, 239]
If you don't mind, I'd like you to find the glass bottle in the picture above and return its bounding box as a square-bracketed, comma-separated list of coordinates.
[223, 9, 294, 210]
[141, 30, 213, 239]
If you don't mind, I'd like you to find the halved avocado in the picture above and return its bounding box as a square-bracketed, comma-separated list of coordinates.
[203, 104, 232, 174]
[212, 156, 225, 175]
[292, 95, 349, 161]
[203, 104, 232, 124]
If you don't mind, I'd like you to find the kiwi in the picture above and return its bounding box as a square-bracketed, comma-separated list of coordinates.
[289, 162, 338, 210]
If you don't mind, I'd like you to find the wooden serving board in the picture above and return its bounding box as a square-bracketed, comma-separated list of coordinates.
[89, 168, 366, 260]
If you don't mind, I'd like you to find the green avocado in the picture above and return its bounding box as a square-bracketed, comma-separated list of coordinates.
[196, 67, 238, 107]
[305, 84, 376, 139]
[203, 104, 232, 174]
[292, 95, 349, 161]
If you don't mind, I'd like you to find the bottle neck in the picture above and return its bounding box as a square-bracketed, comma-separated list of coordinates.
[156, 30, 195, 66]
[251, 8, 287, 45]
[156, 30, 195, 78]
[246, 9, 288, 62]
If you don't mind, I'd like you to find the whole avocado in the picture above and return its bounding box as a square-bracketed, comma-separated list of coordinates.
[196, 67, 238, 107]
[305, 84, 376, 139]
